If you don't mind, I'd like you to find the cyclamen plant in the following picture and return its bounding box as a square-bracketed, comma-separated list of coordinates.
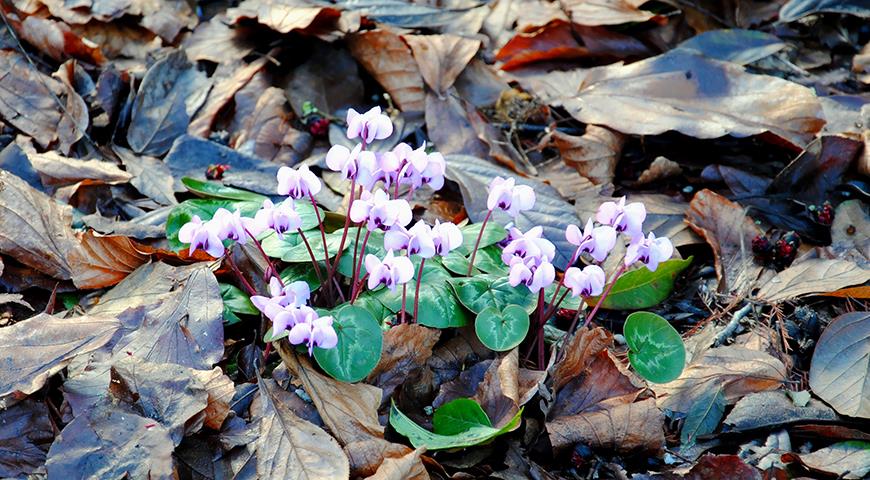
[171, 106, 683, 384]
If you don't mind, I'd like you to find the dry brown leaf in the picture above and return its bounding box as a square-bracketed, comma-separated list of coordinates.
[191, 368, 235, 430]
[425, 91, 489, 157]
[183, 15, 255, 63]
[809, 311, 870, 418]
[783, 442, 870, 479]
[634, 156, 683, 186]
[16, 16, 105, 65]
[69, 21, 161, 60]
[552, 327, 613, 392]
[0, 398, 53, 478]
[550, 350, 641, 418]
[227, 0, 344, 39]
[525, 51, 825, 148]
[561, 0, 657, 26]
[472, 349, 522, 428]
[0, 51, 65, 148]
[188, 54, 271, 138]
[348, 29, 425, 112]
[755, 259, 870, 303]
[68, 231, 150, 289]
[496, 20, 590, 71]
[233, 87, 312, 164]
[653, 345, 787, 414]
[22, 148, 131, 188]
[343, 439, 415, 478]
[686, 189, 764, 296]
[283, 42, 364, 116]
[548, 126, 624, 185]
[366, 324, 441, 403]
[827, 200, 870, 263]
[0, 313, 121, 407]
[364, 447, 429, 480]
[257, 377, 350, 479]
[547, 398, 664, 453]
[623, 193, 700, 247]
[403, 34, 481, 94]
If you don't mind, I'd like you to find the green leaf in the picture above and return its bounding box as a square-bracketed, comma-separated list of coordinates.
[313, 304, 383, 382]
[389, 400, 522, 450]
[166, 199, 262, 251]
[624, 311, 686, 384]
[432, 398, 492, 436]
[336, 229, 386, 277]
[450, 275, 536, 315]
[592, 257, 692, 310]
[474, 246, 509, 275]
[220, 283, 257, 325]
[351, 294, 392, 325]
[680, 383, 725, 446]
[440, 250, 471, 275]
[279, 263, 323, 291]
[456, 223, 506, 256]
[475, 305, 530, 352]
[261, 228, 349, 263]
[181, 177, 266, 202]
[543, 282, 583, 311]
[375, 264, 469, 328]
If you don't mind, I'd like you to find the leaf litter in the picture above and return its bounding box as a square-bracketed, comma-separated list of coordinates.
[0, 0, 868, 478]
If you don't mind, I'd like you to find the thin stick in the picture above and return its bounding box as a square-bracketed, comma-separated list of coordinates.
[467, 210, 493, 275]
[537, 290, 546, 369]
[350, 274, 369, 304]
[413, 258, 425, 322]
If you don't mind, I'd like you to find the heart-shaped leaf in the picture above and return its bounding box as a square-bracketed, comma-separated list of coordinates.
[336, 229, 386, 278]
[590, 257, 692, 310]
[313, 304, 383, 382]
[261, 228, 349, 263]
[390, 399, 522, 450]
[455, 223, 506, 256]
[450, 275, 537, 314]
[375, 263, 469, 328]
[433, 398, 492, 436]
[475, 305, 530, 352]
[280, 263, 324, 291]
[624, 311, 685, 384]
[181, 177, 266, 202]
[220, 283, 257, 325]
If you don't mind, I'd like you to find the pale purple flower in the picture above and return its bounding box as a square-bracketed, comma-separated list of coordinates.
[431, 220, 463, 256]
[566, 219, 617, 263]
[497, 223, 522, 248]
[277, 164, 322, 199]
[251, 277, 311, 320]
[501, 226, 556, 265]
[212, 208, 258, 244]
[420, 151, 446, 190]
[365, 250, 415, 291]
[325, 143, 363, 180]
[254, 199, 301, 239]
[487, 177, 535, 217]
[347, 106, 393, 143]
[288, 311, 338, 355]
[508, 256, 555, 293]
[564, 265, 606, 297]
[625, 232, 674, 272]
[384, 222, 436, 258]
[178, 215, 224, 258]
[350, 189, 412, 231]
[596, 197, 646, 240]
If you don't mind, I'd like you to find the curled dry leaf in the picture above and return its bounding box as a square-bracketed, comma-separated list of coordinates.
[366, 324, 441, 404]
[0, 399, 54, 478]
[188, 54, 271, 138]
[256, 377, 350, 480]
[226, 0, 344, 40]
[69, 231, 150, 289]
[782, 441, 870, 479]
[755, 259, 870, 303]
[0, 312, 120, 407]
[23, 149, 131, 188]
[723, 391, 838, 431]
[633, 156, 683, 186]
[809, 311, 870, 418]
[471, 349, 545, 429]
[547, 398, 665, 454]
[0, 51, 65, 148]
[233, 87, 313, 164]
[403, 33, 481, 95]
[523, 51, 825, 148]
[547, 126, 625, 185]
[183, 15, 255, 63]
[189, 367, 235, 431]
[561, 0, 657, 26]
[364, 447, 430, 480]
[348, 29, 426, 112]
[16, 16, 105, 65]
[496, 20, 590, 71]
[685, 189, 764, 296]
[653, 345, 787, 414]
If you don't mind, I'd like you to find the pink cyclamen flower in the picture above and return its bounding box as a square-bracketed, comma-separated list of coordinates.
[487, 177, 535, 217]
[419, 151, 446, 190]
[596, 197, 646, 240]
[347, 106, 393, 143]
[625, 232, 674, 272]
[251, 277, 310, 320]
[178, 215, 224, 258]
[501, 226, 556, 265]
[384, 222, 436, 258]
[365, 250, 415, 291]
[350, 189, 412, 231]
[277, 164, 322, 199]
[566, 219, 617, 263]
[288, 310, 338, 355]
[564, 265, 606, 297]
[254, 199, 301, 239]
[431, 220, 463, 256]
[508, 256, 555, 293]
[325, 143, 364, 180]
[212, 208, 258, 244]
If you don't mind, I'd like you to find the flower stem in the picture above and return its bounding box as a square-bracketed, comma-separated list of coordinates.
[350, 274, 368, 304]
[350, 225, 363, 286]
[297, 228, 323, 283]
[226, 253, 257, 296]
[467, 210, 493, 275]
[329, 181, 358, 275]
[566, 263, 627, 335]
[413, 258, 425, 322]
[545, 247, 581, 317]
[308, 193, 332, 280]
[537, 289, 546, 369]
[400, 284, 407, 324]
[244, 228, 283, 287]
[350, 230, 372, 300]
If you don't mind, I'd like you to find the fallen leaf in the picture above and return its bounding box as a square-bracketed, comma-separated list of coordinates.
[45, 404, 174, 479]
[561, 0, 658, 26]
[114, 146, 177, 206]
[191, 367, 235, 431]
[723, 391, 838, 431]
[69, 21, 161, 60]
[779, 0, 870, 22]
[633, 156, 683, 186]
[827, 200, 870, 263]
[343, 439, 417, 478]
[256, 377, 350, 479]
[16, 15, 105, 65]
[782, 441, 870, 479]
[547, 398, 664, 454]
[0, 51, 65, 148]
[0, 399, 53, 478]
[364, 447, 429, 480]
[525, 51, 825, 148]
[164, 135, 280, 195]
[767, 136, 863, 206]
[471, 349, 544, 429]
[232, 87, 313, 164]
[425, 91, 489, 157]
[809, 311, 870, 418]
[675, 29, 785, 65]
[756, 259, 870, 303]
[188, 54, 271, 138]
[23, 149, 131, 189]
[283, 42, 364, 116]
[348, 29, 425, 112]
[68, 231, 150, 289]
[366, 324, 441, 404]
[680, 454, 762, 480]
[227, 0, 344, 39]
[653, 345, 788, 414]
[547, 126, 625, 185]
[0, 312, 120, 407]
[496, 20, 590, 71]
[183, 15, 255, 63]
[127, 50, 211, 156]
[685, 189, 764, 296]
[404, 34, 481, 94]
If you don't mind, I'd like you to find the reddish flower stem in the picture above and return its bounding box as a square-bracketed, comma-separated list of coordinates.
[413, 258, 425, 322]
[308, 193, 332, 281]
[296, 228, 323, 283]
[226, 254, 257, 296]
[466, 210, 493, 275]
[350, 230, 372, 300]
[400, 284, 407, 324]
[244, 228, 283, 287]
[537, 290, 546, 369]
[329, 181, 359, 276]
[350, 274, 368, 304]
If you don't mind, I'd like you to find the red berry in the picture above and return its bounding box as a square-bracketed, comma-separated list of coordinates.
[206, 164, 230, 180]
[309, 118, 330, 137]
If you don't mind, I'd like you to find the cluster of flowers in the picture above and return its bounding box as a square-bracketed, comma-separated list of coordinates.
[485, 179, 674, 300]
[250, 278, 337, 354]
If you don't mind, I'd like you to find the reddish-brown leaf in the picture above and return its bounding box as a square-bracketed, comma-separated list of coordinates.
[348, 29, 425, 112]
[547, 126, 625, 185]
[496, 20, 590, 70]
[16, 16, 105, 65]
[547, 398, 665, 453]
[232, 87, 312, 164]
[366, 324, 441, 404]
[69, 231, 150, 289]
[403, 33, 481, 94]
